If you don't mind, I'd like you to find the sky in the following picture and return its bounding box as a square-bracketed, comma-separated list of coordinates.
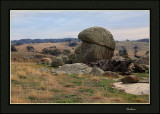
[10, 10, 149, 41]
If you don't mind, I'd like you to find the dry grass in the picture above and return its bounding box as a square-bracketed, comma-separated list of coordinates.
[14, 42, 80, 53]
[92, 90, 105, 100]
[11, 61, 149, 103]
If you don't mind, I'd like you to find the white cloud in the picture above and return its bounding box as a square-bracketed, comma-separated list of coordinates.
[110, 27, 149, 41]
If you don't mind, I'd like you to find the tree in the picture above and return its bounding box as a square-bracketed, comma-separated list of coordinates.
[133, 46, 139, 58]
[68, 41, 77, 47]
[11, 45, 17, 52]
[42, 48, 61, 56]
[15, 42, 23, 46]
[119, 46, 129, 58]
[63, 49, 71, 55]
[145, 51, 149, 55]
[26, 46, 35, 52]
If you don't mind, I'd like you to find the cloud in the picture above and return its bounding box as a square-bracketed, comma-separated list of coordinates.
[10, 10, 149, 40]
[110, 27, 149, 41]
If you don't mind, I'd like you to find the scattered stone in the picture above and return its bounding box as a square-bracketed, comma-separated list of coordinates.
[139, 77, 149, 83]
[40, 67, 50, 72]
[139, 80, 149, 83]
[113, 82, 149, 95]
[134, 55, 149, 65]
[40, 58, 52, 65]
[89, 56, 132, 75]
[102, 71, 120, 78]
[72, 26, 116, 63]
[121, 75, 140, 84]
[53, 63, 92, 74]
[90, 67, 104, 76]
[58, 54, 69, 64]
[112, 78, 121, 82]
[143, 64, 149, 70]
[52, 57, 64, 67]
[34, 55, 46, 59]
[134, 64, 145, 73]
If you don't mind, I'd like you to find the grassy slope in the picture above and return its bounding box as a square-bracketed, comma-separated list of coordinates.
[13, 41, 149, 59]
[15, 42, 80, 53]
[11, 62, 149, 103]
[114, 41, 149, 58]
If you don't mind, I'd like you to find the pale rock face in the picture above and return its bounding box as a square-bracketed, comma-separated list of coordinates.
[113, 82, 149, 95]
[90, 67, 104, 76]
[53, 63, 92, 74]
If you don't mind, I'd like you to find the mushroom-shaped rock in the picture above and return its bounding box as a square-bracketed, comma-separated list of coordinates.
[72, 26, 116, 63]
[78, 26, 116, 50]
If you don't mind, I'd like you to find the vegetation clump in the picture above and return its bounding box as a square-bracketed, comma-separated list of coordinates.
[26, 46, 35, 52]
[11, 45, 17, 52]
[42, 48, 61, 56]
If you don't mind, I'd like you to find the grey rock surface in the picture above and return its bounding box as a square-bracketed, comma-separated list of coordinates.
[52, 57, 64, 67]
[53, 63, 92, 74]
[134, 55, 149, 65]
[78, 26, 116, 49]
[90, 67, 104, 76]
[113, 82, 149, 95]
[72, 26, 116, 63]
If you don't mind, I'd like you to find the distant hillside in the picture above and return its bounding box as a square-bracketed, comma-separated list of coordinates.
[11, 38, 81, 45]
[132, 38, 149, 42]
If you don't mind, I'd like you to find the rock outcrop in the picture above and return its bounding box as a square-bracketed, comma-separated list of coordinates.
[53, 63, 92, 74]
[89, 56, 132, 75]
[72, 26, 116, 63]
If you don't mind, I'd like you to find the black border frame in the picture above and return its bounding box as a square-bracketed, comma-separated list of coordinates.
[1, 0, 159, 113]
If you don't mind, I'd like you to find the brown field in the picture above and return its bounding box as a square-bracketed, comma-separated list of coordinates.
[13, 41, 149, 60]
[14, 42, 80, 53]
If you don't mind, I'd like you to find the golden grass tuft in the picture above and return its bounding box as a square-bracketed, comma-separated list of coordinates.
[78, 74, 83, 78]
[57, 72, 63, 78]
[92, 90, 105, 100]
[11, 95, 30, 103]
[11, 74, 19, 82]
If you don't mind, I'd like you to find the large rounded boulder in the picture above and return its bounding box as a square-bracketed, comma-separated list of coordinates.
[72, 26, 116, 63]
[78, 26, 115, 49]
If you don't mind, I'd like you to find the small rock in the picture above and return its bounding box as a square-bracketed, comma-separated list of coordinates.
[40, 67, 50, 72]
[102, 71, 120, 78]
[112, 79, 121, 82]
[54, 63, 92, 74]
[90, 67, 104, 76]
[134, 55, 149, 65]
[52, 57, 64, 67]
[121, 75, 140, 84]
[134, 64, 145, 73]
[40, 58, 52, 65]
[143, 64, 149, 70]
